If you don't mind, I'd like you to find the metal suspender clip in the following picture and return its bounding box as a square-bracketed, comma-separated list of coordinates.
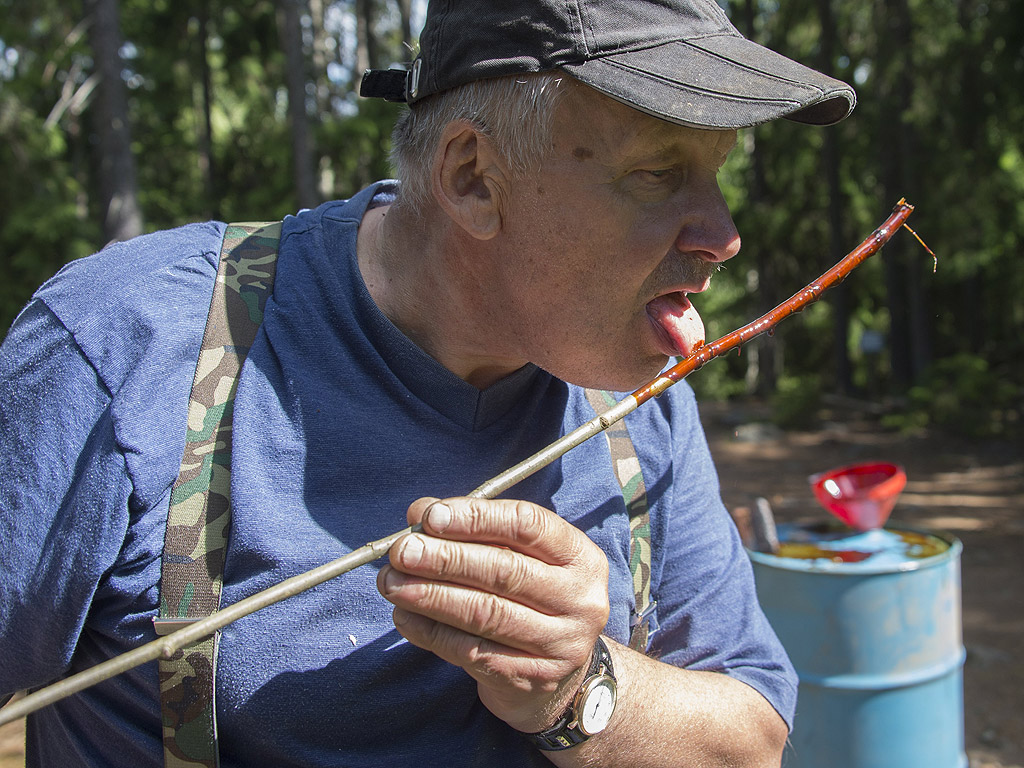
[152, 617, 205, 637]
[631, 600, 660, 639]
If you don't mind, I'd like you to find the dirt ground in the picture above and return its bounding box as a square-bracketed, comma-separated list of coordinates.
[1, 396, 1021, 767]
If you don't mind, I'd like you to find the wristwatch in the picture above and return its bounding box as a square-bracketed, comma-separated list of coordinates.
[524, 637, 617, 751]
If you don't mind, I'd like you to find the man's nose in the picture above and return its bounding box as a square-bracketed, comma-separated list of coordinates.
[675, 181, 741, 263]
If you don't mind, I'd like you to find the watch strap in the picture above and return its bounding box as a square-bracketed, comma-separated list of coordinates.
[524, 637, 615, 751]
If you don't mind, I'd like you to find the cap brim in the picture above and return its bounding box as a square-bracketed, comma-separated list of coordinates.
[563, 34, 855, 130]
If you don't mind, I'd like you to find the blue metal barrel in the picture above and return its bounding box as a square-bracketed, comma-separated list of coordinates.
[748, 524, 966, 768]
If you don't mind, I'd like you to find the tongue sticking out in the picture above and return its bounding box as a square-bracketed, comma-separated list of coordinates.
[646, 293, 705, 358]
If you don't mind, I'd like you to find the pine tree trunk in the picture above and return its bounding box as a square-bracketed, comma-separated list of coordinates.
[356, 0, 379, 74]
[739, 0, 778, 397]
[85, 0, 144, 244]
[194, 4, 219, 219]
[877, 0, 929, 389]
[876, 0, 911, 390]
[817, 0, 853, 394]
[309, 0, 329, 109]
[279, 0, 319, 209]
[397, 0, 413, 52]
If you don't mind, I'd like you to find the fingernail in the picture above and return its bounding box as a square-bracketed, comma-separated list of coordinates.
[427, 502, 452, 533]
[383, 567, 403, 595]
[401, 534, 424, 566]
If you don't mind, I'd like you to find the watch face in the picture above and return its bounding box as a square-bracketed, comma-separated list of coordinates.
[578, 675, 617, 736]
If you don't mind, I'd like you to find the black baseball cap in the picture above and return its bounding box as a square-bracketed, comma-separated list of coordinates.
[360, 0, 855, 130]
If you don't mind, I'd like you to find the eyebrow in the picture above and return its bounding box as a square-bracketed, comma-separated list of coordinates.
[615, 130, 737, 171]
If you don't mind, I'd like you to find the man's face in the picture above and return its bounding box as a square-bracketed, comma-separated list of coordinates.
[479, 82, 741, 392]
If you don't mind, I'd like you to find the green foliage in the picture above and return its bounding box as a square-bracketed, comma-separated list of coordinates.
[883, 354, 1021, 438]
[319, 97, 404, 199]
[0, 0, 405, 334]
[700, 0, 1024, 432]
[0, 0, 101, 333]
[771, 374, 824, 431]
[0, 0, 1022, 435]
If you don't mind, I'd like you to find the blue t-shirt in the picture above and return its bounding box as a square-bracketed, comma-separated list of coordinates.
[0, 182, 796, 767]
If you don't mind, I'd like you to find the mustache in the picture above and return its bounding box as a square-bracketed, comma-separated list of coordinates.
[668, 251, 721, 286]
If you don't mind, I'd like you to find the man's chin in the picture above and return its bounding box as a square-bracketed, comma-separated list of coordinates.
[555, 355, 669, 394]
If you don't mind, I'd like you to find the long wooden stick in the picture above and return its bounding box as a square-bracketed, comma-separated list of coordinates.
[0, 199, 916, 726]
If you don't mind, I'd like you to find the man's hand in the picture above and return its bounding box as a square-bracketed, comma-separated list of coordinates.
[376, 496, 610, 733]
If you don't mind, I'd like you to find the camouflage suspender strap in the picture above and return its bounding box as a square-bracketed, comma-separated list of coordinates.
[155, 222, 281, 768]
[583, 389, 655, 652]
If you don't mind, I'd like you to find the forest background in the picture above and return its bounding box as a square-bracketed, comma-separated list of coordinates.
[1, 0, 1021, 438]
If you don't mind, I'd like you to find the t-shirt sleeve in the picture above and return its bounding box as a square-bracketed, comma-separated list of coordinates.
[647, 387, 798, 729]
[0, 299, 133, 695]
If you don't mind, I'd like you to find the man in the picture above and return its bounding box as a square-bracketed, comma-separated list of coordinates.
[0, 0, 854, 765]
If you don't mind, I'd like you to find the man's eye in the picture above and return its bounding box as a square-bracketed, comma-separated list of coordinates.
[636, 168, 690, 192]
[622, 167, 687, 197]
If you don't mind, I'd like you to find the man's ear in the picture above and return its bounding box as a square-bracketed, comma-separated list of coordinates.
[431, 121, 507, 240]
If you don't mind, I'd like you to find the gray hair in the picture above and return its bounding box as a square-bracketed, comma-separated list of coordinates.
[389, 72, 568, 214]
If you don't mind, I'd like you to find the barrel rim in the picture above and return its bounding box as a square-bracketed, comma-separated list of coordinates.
[747, 523, 963, 575]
